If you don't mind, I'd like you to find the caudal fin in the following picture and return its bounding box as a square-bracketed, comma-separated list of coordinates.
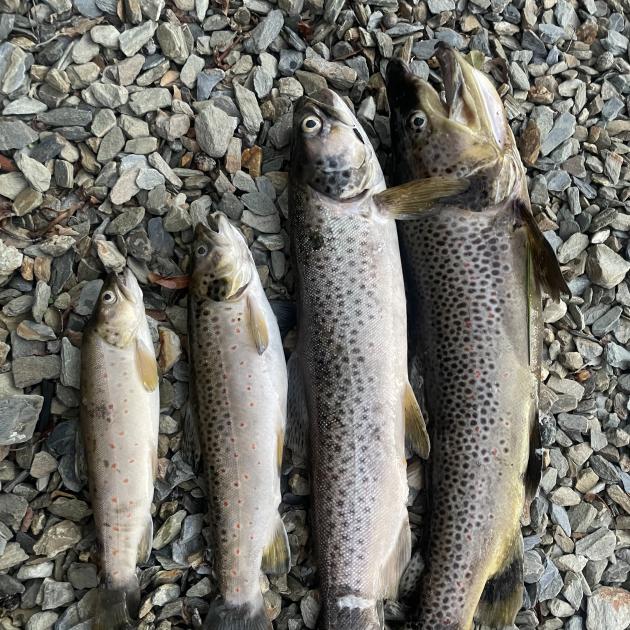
[92, 578, 140, 630]
[320, 596, 383, 630]
[205, 597, 272, 630]
[475, 531, 524, 627]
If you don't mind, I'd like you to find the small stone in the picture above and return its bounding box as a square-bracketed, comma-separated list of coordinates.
[243, 9, 283, 54]
[180, 54, 204, 88]
[12, 355, 61, 387]
[303, 52, 357, 90]
[97, 126, 125, 162]
[153, 509, 186, 550]
[0, 494, 28, 529]
[40, 578, 75, 610]
[586, 245, 630, 289]
[129, 88, 172, 115]
[575, 528, 617, 561]
[25, 611, 58, 630]
[557, 233, 588, 263]
[234, 83, 263, 135]
[30, 450, 58, 479]
[156, 23, 190, 64]
[0, 239, 23, 276]
[33, 520, 82, 557]
[111, 168, 141, 205]
[541, 113, 577, 156]
[136, 169, 165, 190]
[15, 153, 51, 193]
[586, 587, 630, 630]
[0, 120, 38, 151]
[90, 24, 120, 47]
[195, 103, 238, 158]
[158, 328, 181, 372]
[0, 396, 43, 444]
[118, 20, 158, 57]
[95, 240, 126, 272]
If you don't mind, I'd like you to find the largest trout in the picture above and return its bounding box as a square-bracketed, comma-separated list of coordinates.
[80, 268, 159, 628]
[288, 89, 441, 630]
[386, 45, 568, 628]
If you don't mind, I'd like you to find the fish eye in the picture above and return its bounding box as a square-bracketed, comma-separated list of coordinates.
[196, 245, 208, 256]
[407, 110, 427, 132]
[302, 115, 322, 134]
[102, 290, 116, 304]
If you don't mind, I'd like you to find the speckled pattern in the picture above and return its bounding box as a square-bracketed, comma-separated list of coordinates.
[188, 221, 287, 625]
[401, 205, 538, 628]
[80, 272, 159, 618]
[289, 90, 411, 629]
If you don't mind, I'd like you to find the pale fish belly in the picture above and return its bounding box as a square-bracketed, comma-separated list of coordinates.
[190, 290, 286, 606]
[400, 205, 538, 628]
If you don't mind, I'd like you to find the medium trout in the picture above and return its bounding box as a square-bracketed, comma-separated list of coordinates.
[188, 212, 290, 630]
[288, 89, 436, 630]
[80, 268, 159, 628]
[386, 45, 568, 628]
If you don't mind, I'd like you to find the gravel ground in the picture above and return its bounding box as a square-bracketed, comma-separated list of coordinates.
[0, 0, 630, 628]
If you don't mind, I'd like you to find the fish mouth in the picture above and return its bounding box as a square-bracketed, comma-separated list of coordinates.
[300, 88, 358, 129]
[109, 269, 136, 303]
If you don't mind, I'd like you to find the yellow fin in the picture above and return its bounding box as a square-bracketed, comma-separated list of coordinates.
[374, 176, 470, 219]
[135, 338, 159, 391]
[138, 515, 153, 564]
[404, 382, 430, 459]
[516, 200, 570, 302]
[247, 294, 269, 355]
[277, 428, 284, 476]
[378, 517, 411, 599]
[261, 516, 291, 575]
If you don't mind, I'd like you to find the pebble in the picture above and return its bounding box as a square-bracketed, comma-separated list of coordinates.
[195, 103, 238, 158]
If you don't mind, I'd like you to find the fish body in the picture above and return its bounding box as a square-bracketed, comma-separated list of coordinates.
[289, 89, 425, 630]
[80, 268, 159, 628]
[386, 46, 567, 629]
[188, 213, 289, 630]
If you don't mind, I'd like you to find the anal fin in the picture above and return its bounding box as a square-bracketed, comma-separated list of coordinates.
[475, 530, 524, 627]
[404, 382, 430, 459]
[378, 516, 412, 599]
[261, 515, 291, 575]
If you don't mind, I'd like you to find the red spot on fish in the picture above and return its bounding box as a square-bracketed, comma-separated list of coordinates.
[112, 526, 120, 532]
[235, 549, 240, 556]
[123, 478, 129, 484]
[231, 345, 237, 350]
[235, 587, 241, 593]
[109, 443, 116, 449]
[235, 523, 241, 529]
[111, 463, 117, 469]
[244, 474, 249, 480]
[249, 402, 255, 407]
[112, 549, 119, 556]
[128, 459, 135, 464]
[251, 443, 256, 450]
[240, 422, 246, 427]
[108, 404, 114, 410]
[235, 328, 241, 333]
[233, 481, 240, 488]
[118, 432, 125, 436]
[465, 319, 472, 329]
[223, 501, 229, 507]
[238, 499, 243, 505]
[111, 497, 118, 503]
[491, 448, 498, 456]
[475, 370, 481, 380]
[231, 570, 237, 577]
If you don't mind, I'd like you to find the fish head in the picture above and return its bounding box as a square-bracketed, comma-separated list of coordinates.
[92, 268, 143, 348]
[292, 88, 382, 200]
[386, 46, 523, 204]
[190, 212, 253, 301]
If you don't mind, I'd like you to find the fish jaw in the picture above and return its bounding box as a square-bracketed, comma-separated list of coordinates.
[292, 89, 380, 200]
[190, 212, 253, 302]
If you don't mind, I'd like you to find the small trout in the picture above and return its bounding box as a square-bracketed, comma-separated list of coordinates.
[386, 45, 568, 629]
[80, 268, 159, 628]
[288, 89, 431, 630]
[188, 212, 290, 630]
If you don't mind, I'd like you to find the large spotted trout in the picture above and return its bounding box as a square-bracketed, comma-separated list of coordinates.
[287, 89, 452, 630]
[188, 212, 290, 630]
[80, 268, 159, 628]
[386, 44, 569, 629]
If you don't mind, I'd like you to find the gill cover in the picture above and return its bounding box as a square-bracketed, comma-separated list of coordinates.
[190, 212, 253, 302]
[292, 89, 378, 200]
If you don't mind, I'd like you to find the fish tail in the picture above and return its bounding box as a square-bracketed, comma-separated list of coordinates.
[92, 577, 140, 630]
[320, 595, 383, 630]
[204, 596, 271, 630]
[475, 529, 524, 627]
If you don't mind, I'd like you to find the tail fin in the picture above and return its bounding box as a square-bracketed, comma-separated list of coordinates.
[205, 597, 271, 630]
[321, 596, 383, 630]
[92, 578, 140, 630]
[475, 531, 524, 627]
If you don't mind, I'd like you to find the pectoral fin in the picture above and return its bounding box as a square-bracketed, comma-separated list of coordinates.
[374, 176, 470, 219]
[516, 200, 570, 301]
[247, 294, 269, 355]
[404, 382, 430, 459]
[135, 338, 159, 391]
[261, 516, 291, 575]
[525, 410, 542, 505]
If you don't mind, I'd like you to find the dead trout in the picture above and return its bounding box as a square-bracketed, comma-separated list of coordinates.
[386, 45, 569, 628]
[188, 212, 290, 630]
[288, 89, 436, 630]
[80, 268, 159, 628]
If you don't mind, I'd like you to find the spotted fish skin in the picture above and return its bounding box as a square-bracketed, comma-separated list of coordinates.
[188, 214, 288, 630]
[80, 268, 159, 627]
[289, 89, 413, 630]
[385, 47, 562, 628]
